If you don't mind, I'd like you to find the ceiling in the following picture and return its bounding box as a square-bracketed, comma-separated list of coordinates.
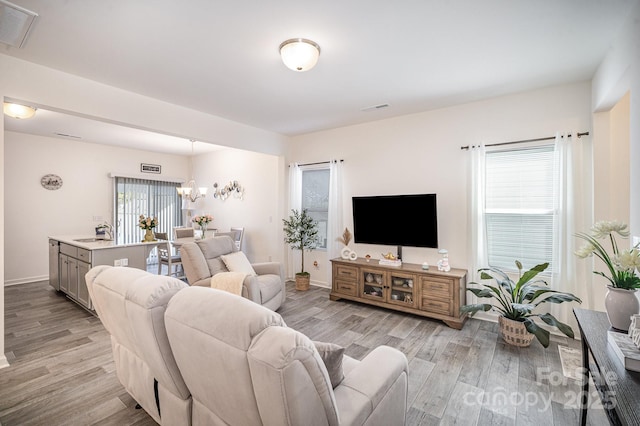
[2, 0, 638, 153]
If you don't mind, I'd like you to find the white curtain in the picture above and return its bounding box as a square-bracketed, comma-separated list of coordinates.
[469, 144, 488, 289]
[550, 132, 594, 327]
[287, 163, 302, 279]
[326, 160, 344, 278]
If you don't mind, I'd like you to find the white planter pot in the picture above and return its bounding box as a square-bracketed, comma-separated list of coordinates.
[604, 286, 640, 331]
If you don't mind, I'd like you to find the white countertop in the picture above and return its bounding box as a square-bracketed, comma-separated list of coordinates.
[49, 235, 162, 251]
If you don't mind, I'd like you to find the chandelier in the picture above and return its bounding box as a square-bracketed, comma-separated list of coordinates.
[177, 140, 207, 203]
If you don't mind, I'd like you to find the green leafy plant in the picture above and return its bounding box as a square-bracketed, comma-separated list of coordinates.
[460, 261, 582, 347]
[575, 220, 640, 290]
[283, 209, 319, 276]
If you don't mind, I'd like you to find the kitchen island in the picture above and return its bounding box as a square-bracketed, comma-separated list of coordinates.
[48, 235, 161, 311]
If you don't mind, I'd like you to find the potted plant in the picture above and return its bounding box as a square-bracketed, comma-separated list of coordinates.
[283, 209, 319, 291]
[461, 261, 581, 347]
[575, 220, 640, 330]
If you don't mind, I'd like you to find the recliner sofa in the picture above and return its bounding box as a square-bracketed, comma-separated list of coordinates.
[165, 286, 409, 425]
[86, 265, 408, 425]
[180, 236, 285, 311]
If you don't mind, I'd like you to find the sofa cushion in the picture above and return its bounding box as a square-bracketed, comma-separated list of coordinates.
[313, 341, 345, 388]
[257, 274, 283, 303]
[221, 252, 257, 276]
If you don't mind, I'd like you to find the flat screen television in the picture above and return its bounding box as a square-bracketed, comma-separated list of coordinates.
[352, 194, 438, 258]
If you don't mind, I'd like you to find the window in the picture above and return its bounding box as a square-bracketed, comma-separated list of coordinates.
[485, 145, 555, 271]
[301, 167, 330, 249]
[114, 177, 183, 244]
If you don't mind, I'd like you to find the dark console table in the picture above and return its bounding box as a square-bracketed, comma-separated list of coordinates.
[573, 308, 640, 425]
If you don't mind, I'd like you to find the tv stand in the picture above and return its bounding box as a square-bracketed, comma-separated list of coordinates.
[330, 257, 468, 329]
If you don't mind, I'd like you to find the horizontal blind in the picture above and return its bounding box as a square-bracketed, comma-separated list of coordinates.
[301, 168, 330, 249]
[485, 145, 555, 271]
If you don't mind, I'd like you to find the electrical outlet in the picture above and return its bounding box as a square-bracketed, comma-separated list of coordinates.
[114, 259, 122, 267]
[93, 215, 103, 222]
[121, 258, 128, 266]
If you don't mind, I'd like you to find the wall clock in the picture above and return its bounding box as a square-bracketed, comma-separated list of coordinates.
[41, 174, 63, 190]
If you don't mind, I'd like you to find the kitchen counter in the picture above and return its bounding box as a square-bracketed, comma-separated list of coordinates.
[49, 235, 161, 312]
[49, 234, 161, 251]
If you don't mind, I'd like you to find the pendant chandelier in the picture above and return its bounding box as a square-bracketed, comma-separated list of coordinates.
[177, 140, 207, 203]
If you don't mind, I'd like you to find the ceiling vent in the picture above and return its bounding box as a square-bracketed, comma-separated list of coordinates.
[0, 0, 38, 48]
[361, 103, 390, 112]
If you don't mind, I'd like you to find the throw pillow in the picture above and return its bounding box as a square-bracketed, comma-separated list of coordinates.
[313, 341, 345, 388]
[220, 251, 257, 276]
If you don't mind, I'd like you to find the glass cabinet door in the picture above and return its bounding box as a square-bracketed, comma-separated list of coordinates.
[388, 272, 416, 307]
[361, 269, 386, 301]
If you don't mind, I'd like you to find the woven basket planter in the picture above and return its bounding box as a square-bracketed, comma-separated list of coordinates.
[295, 274, 310, 291]
[498, 316, 534, 347]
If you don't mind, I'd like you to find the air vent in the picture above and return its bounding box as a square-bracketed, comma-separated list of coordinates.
[53, 132, 81, 139]
[361, 103, 390, 112]
[0, 0, 38, 48]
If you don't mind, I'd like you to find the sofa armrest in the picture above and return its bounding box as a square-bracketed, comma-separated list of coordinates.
[242, 275, 262, 304]
[251, 262, 282, 278]
[333, 346, 408, 425]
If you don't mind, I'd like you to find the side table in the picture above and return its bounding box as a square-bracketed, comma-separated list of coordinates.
[573, 308, 640, 425]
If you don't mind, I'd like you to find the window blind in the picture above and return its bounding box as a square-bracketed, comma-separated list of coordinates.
[114, 177, 183, 245]
[301, 168, 330, 249]
[485, 145, 555, 271]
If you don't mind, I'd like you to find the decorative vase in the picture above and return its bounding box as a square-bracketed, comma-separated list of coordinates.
[604, 286, 640, 331]
[142, 229, 155, 242]
[498, 316, 534, 347]
[200, 224, 208, 239]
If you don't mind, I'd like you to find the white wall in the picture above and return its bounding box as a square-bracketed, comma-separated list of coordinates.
[0, 54, 289, 366]
[289, 82, 593, 287]
[3, 131, 189, 284]
[187, 148, 284, 264]
[592, 1, 640, 238]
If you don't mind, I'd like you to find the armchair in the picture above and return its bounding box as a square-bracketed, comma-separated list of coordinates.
[179, 236, 285, 311]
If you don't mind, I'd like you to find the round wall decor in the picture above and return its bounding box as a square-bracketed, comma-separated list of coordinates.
[41, 174, 63, 190]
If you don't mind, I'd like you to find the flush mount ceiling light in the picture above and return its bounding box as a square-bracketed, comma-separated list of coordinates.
[3, 102, 37, 119]
[279, 38, 321, 72]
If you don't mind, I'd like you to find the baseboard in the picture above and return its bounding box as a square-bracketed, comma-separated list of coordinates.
[4, 275, 49, 286]
[0, 354, 10, 369]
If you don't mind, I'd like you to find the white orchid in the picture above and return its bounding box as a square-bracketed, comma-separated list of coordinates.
[576, 220, 640, 290]
[591, 220, 630, 239]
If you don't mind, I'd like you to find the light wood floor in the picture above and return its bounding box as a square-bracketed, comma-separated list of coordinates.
[1, 281, 608, 425]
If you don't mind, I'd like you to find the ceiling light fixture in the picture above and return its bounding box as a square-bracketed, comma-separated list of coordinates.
[279, 38, 321, 72]
[3, 102, 37, 119]
[177, 140, 208, 204]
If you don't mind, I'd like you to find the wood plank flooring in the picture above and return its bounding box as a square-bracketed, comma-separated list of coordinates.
[1, 281, 608, 425]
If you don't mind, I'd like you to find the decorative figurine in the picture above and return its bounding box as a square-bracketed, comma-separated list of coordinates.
[365, 254, 371, 262]
[422, 261, 429, 270]
[437, 249, 450, 272]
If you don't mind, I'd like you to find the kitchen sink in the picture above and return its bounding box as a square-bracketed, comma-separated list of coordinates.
[73, 238, 113, 242]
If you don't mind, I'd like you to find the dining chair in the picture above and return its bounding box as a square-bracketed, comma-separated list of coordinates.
[174, 227, 195, 239]
[155, 232, 183, 277]
[230, 227, 244, 251]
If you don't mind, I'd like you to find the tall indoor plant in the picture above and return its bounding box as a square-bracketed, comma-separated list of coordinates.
[461, 261, 581, 348]
[575, 220, 640, 330]
[283, 209, 319, 291]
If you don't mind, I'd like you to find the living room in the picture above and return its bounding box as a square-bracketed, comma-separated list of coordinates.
[2, 1, 640, 424]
